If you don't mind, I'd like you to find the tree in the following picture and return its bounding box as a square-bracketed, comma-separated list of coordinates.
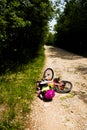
[0, 0, 53, 73]
[54, 0, 87, 54]
[46, 32, 55, 45]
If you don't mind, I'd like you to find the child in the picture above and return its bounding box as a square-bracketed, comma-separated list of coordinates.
[36, 78, 59, 93]
[36, 78, 64, 99]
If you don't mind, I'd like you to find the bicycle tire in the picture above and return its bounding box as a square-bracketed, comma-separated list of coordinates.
[54, 80, 73, 93]
[43, 68, 54, 80]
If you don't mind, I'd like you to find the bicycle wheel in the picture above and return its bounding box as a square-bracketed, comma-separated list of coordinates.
[43, 68, 54, 80]
[55, 80, 73, 93]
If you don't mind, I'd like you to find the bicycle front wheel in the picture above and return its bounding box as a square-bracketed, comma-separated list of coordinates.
[43, 68, 54, 80]
[55, 80, 73, 93]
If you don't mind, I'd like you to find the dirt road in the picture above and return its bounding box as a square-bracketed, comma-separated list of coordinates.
[25, 45, 87, 130]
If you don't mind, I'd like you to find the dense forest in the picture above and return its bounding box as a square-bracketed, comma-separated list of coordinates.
[54, 0, 87, 54]
[0, 0, 54, 73]
[0, 0, 87, 73]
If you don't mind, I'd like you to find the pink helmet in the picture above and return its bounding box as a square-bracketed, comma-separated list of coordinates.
[45, 90, 55, 100]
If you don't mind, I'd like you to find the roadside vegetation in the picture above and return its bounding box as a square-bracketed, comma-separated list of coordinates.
[0, 0, 53, 129]
[0, 47, 45, 130]
[54, 0, 87, 55]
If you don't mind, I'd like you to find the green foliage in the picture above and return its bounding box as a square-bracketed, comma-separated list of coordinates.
[46, 32, 55, 45]
[54, 0, 87, 54]
[0, 46, 45, 130]
[0, 0, 53, 73]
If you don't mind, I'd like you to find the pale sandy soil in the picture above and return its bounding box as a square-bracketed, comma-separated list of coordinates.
[25, 45, 87, 130]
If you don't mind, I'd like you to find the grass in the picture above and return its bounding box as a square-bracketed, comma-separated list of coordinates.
[0, 46, 45, 130]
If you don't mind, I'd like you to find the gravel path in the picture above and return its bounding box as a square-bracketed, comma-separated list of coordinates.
[25, 45, 87, 130]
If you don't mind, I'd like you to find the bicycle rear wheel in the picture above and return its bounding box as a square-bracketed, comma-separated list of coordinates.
[55, 80, 73, 93]
[43, 68, 54, 80]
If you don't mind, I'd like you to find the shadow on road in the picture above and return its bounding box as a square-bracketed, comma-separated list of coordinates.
[71, 91, 87, 104]
[45, 46, 85, 60]
[76, 65, 87, 75]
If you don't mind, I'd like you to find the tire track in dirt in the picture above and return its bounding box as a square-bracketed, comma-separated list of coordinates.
[25, 45, 87, 130]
